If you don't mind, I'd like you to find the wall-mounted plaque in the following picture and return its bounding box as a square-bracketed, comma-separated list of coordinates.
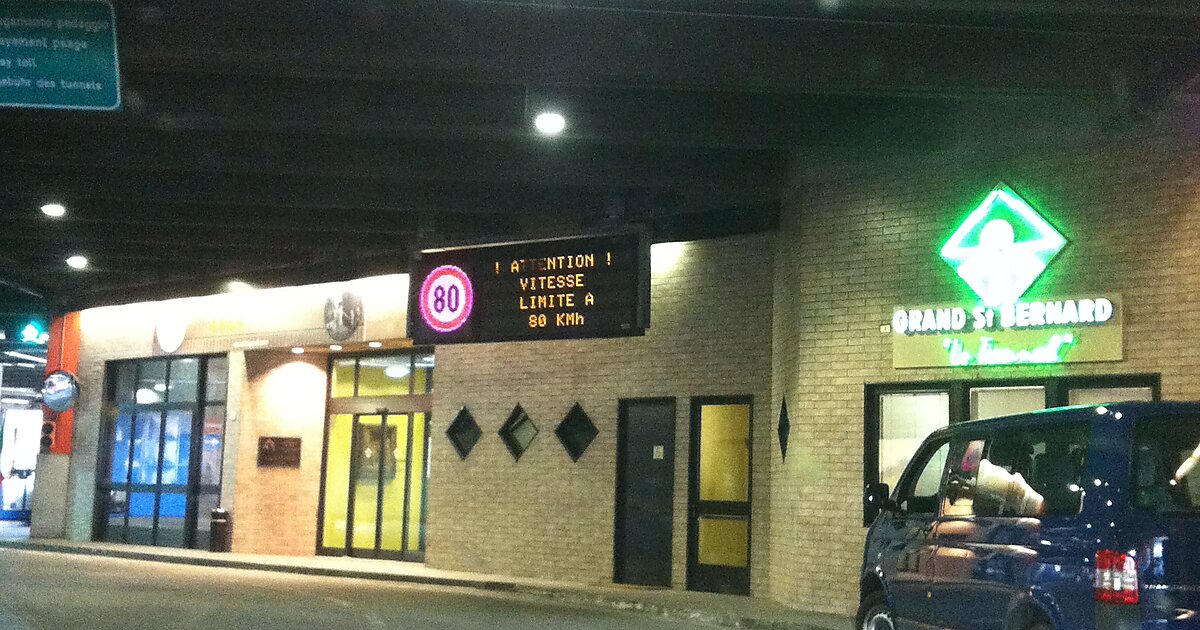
[257, 436, 301, 468]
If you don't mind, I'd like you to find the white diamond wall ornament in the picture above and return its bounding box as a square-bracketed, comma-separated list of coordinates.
[940, 184, 1066, 307]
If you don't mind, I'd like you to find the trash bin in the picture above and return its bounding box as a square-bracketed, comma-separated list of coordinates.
[209, 508, 232, 553]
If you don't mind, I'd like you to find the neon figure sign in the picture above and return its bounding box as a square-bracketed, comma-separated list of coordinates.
[891, 184, 1122, 368]
[939, 184, 1066, 308]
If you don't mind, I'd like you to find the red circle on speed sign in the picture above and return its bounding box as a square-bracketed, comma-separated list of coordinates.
[419, 265, 474, 333]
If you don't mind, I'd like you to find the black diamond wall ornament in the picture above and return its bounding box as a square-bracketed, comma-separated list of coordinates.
[778, 398, 791, 460]
[446, 407, 482, 459]
[499, 404, 538, 461]
[555, 403, 598, 462]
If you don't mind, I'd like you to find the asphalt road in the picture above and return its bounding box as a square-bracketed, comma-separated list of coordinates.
[0, 549, 714, 629]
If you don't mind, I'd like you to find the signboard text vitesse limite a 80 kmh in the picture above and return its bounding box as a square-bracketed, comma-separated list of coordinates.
[0, 0, 120, 110]
[408, 233, 650, 344]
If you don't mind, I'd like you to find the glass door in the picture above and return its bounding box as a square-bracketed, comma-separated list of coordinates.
[107, 406, 195, 546]
[98, 356, 227, 549]
[349, 414, 384, 554]
[321, 411, 429, 561]
[687, 397, 752, 595]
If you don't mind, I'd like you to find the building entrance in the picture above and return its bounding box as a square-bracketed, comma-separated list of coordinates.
[97, 356, 229, 549]
[319, 352, 432, 561]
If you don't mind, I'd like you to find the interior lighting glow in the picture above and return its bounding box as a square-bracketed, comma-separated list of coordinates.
[384, 365, 410, 379]
[0, 398, 29, 405]
[534, 111, 566, 136]
[40, 203, 66, 217]
[368, 341, 383, 348]
[135, 388, 160, 404]
[226, 280, 253, 292]
[650, 241, 688, 276]
[66, 255, 88, 269]
[291, 347, 305, 355]
[4, 351, 46, 364]
[329, 344, 342, 352]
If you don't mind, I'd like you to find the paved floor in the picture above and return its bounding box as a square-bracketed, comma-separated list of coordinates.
[0, 537, 846, 630]
[0, 548, 721, 629]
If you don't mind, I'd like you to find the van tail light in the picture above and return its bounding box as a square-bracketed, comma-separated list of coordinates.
[1095, 549, 1139, 605]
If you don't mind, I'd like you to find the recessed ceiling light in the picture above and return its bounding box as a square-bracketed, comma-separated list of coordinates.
[534, 111, 566, 136]
[226, 280, 253, 292]
[66, 255, 88, 269]
[329, 344, 343, 351]
[368, 341, 383, 348]
[291, 347, 305, 355]
[41, 203, 66, 218]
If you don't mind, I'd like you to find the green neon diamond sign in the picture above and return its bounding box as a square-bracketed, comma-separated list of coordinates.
[940, 184, 1066, 307]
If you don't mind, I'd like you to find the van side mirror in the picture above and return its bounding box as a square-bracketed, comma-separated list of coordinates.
[863, 481, 893, 525]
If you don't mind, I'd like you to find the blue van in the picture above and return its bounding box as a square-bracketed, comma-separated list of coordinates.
[858, 402, 1200, 630]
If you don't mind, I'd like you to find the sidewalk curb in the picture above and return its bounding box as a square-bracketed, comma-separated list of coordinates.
[0, 539, 833, 630]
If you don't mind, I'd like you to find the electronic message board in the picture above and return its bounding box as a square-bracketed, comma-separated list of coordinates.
[408, 232, 649, 344]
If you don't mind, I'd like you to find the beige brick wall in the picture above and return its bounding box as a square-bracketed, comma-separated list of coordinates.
[769, 133, 1200, 615]
[231, 351, 328, 555]
[427, 235, 775, 592]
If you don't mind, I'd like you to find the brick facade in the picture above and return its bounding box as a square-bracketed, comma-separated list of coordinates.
[53, 131, 1200, 614]
[231, 352, 328, 555]
[427, 236, 775, 591]
[769, 133, 1200, 615]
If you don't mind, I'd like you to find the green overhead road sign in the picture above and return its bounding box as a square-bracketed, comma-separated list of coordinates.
[0, 0, 120, 111]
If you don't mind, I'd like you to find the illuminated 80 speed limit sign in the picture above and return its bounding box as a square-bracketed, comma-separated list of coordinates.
[419, 265, 474, 333]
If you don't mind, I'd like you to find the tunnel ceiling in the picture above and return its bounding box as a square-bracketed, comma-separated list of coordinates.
[2, 0, 1198, 311]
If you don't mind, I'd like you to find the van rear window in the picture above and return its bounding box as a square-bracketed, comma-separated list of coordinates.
[1133, 417, 1200, 513]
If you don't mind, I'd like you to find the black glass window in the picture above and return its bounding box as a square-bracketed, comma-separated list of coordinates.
[1134, 416, 1200, 514]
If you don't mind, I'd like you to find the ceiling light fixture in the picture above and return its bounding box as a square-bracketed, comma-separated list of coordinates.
[66, 255, 88, 269]
[226, 280, 253, 292]
[291, 347, 305, 355]
[368, 341, 383, 349]
[41, 203, 66, 218]
[329, 344, 343, 352]
[534, 111, 566, 136]
[384, 365, 410, 379]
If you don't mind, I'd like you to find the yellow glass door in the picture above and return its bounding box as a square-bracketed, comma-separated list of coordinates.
[321, 414, 354, 550]
[688, 399, 752, 595]
[319, 411, 430, 561]
[378, 414, 408, 555]
[350, 414, 384, 554]
[378, 412, 429, 560]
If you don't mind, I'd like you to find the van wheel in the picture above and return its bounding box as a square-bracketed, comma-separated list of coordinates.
[856, 592, 894, 630]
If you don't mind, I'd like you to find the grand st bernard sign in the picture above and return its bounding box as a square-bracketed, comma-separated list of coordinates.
[892, 184, 1123, 368]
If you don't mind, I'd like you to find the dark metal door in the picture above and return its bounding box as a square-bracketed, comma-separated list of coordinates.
[613, 398, 675, 587]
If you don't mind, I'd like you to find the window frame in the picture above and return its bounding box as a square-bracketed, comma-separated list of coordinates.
[864, 373, 1159, 525]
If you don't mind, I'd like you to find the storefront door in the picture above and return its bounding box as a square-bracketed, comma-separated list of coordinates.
[98, 356, 228, 549]
[319, 352, 433, 561]
[687, 397, 752, 595]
